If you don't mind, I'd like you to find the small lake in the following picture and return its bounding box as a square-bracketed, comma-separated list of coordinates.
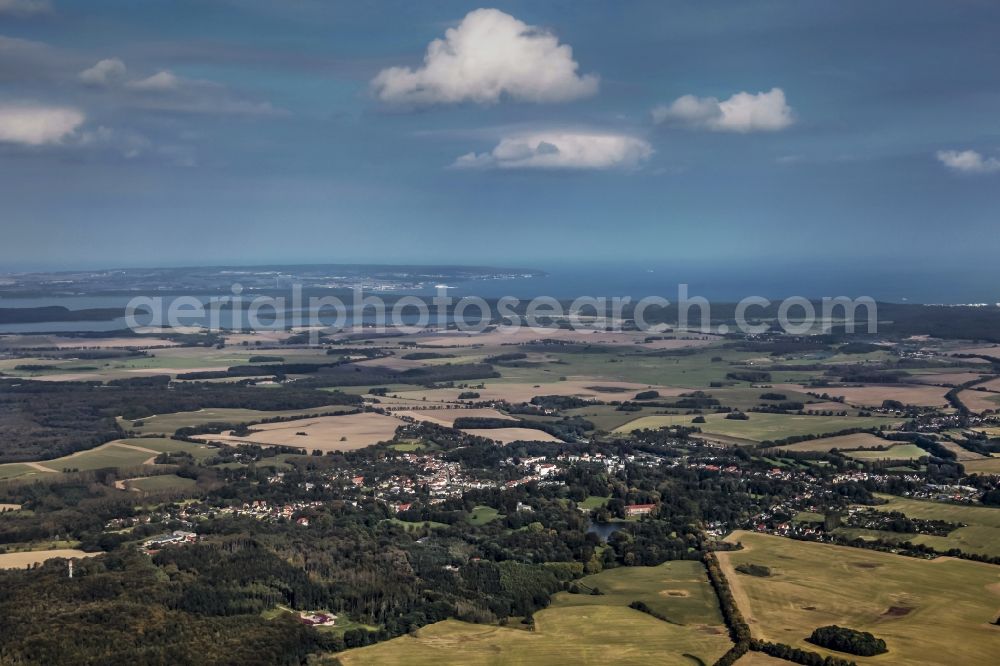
[586, 522, 626, 541]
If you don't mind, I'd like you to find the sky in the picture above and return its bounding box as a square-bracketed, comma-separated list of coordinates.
[1, 0, 999, 277]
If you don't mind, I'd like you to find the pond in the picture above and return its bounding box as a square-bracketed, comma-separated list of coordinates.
[586, 522, 625, 541]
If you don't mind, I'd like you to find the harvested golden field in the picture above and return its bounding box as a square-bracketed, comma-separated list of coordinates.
[942, 440, 990, 461]
[960, 455, 1000, 475]
[776, 383, 950, 408]
[958, 388, 1000, 413]
[735, 653, 793, 666]
[392, 408, 516, 427]
[717, 531, 1000, 666]
[121, 407, 357, 436]
[911, 371, 987, 386]
[974, 377, 1000, 392]
[0, 549, 101, 570]
[939, 440, 989, 462]
[777, 432, 888, 453]
[194, 412, 402, 451]
[462, 427, 563, 443]
[616, 413, 898, 444]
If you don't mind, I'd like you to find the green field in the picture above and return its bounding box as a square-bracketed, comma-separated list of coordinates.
[719, 531, 1000, 665]
[962, 455, 1000, 475]
[125, 474, 199, 493]
[540, 349, 765, 389]
[564, 405, 674, 432]
[867, 494, 1000, 558]
[845, 443, 928, 461]
[119, 406, 356, 436]
[614, 412, 897, 443]
[467, 505, 502, 526]
[389, 442, 427, 452]
[0, 464, 40, 481]
[336, 560, 731, 665]
[579, 495, 612, 510]
[0, 438, 212, 481]
[383, 518, 449, 531]
[1, 348, 335, 379]
[479, 347, 782, 389]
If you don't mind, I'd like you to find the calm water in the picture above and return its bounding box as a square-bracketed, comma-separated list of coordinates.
[586, 522, 625, 541]
[2, 261, 999, 332]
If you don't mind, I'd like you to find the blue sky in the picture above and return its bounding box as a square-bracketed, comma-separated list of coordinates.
[1, 0, 998, 274]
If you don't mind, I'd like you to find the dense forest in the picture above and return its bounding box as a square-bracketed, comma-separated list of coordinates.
[0, 378, 359, 462]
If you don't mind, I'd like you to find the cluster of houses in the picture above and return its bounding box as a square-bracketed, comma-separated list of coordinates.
[141, 530, 198, 553]
[219, 499, 328, 522]
[298, 611, 337, 627]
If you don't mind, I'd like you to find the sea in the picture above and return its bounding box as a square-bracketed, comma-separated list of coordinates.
[1, 261, 998, 334]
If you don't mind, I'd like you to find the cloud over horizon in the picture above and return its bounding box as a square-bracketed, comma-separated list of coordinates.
[0, 103, 84, 146]
[79, 57, 127, 87]
[936, 149, 1000, 174]
[453, 131, 651, 170]
[78, 58, 279, 116]
[0, 0, 51, 17]
[653, 87, 794, 132]
[372, 8, 598, 105]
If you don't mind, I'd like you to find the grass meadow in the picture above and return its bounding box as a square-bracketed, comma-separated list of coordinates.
[718, 531, 1000, 665]
[614, 412, 898, 443]
[868, 494, 1000, 558]
[335, 560, 732, 665]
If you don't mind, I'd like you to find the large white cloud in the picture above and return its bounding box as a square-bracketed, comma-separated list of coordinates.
[653, 87, 794, 132]
[372, 8, 598, 105]
[454, 131, 651, 170]
[0, 103, 84, 146]
[936, 149, 1000, 174]
[79, 57, 127, 86]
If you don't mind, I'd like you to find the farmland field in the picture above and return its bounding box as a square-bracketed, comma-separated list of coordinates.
[392, 408, 516, 427]
[0, 464, 42, 481]
[958, 389, 1000, 413]
[844, 443, 928, 461]
[466, 505, 502, 526]
[120, 406, 360, 436]
[578, 495, 611, 510]
[0, 549, 101, 570]
[124, 474, 199, 493]
[194, 412, 403, 451]
[868, 494, 1000, 558]
[773, 383, 951, 408]
[718, 531, 1000, 665]
[336, 560, 732, 665]
[461, 427, 563, 443]
[962, 455, 1000, 475]
[389, 380, 686, 406]
[614, 412, 898, 443]
[776, 432, 889, 452]
[0, 438, 211, 481]
[735, 653, 793, 666]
